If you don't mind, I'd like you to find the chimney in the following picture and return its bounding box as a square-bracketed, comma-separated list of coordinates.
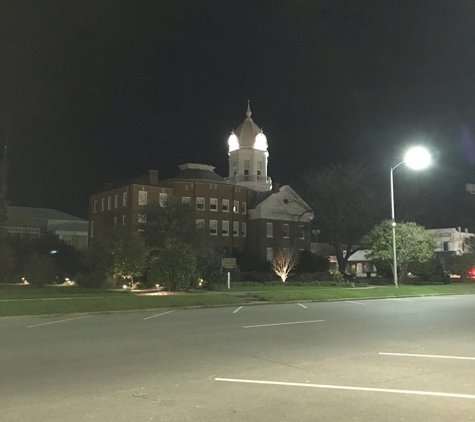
[465, 228, 469, 233]
[457, 226, 461, 232]
[148, 169, 159, 186]
[272, 183, 280, 192]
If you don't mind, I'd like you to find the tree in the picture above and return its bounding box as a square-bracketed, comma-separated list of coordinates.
[148, 242, 197, 290]
[445, 253, 475, 282]
[143, 200, 222, 287]
[24, 254, 59, 287]
[304, 163, 383, 273]
[295, 250, 329, 273]
[87, 228, 150, 286]
[271, 249, 299, 282]
[363, 220, 436, 282]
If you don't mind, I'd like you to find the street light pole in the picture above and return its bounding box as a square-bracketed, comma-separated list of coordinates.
[390, 161, 404, 288]
[390, 146, 431, 288]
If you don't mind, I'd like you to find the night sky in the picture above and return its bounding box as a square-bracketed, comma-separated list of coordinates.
[2, 1, 475, 226]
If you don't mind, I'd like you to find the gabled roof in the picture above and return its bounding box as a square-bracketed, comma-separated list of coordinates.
[7, 206, 86, 222]
[248, 185, 313, 222]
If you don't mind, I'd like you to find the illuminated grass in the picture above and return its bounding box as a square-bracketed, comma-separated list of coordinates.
[0, 292, 243, 317]
[252, 284, 475, 302]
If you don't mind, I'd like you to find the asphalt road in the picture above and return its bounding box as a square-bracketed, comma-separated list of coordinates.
[1, 295, 475, 421]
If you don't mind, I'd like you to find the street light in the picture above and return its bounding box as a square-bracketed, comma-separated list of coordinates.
[390, 146, 431, 287]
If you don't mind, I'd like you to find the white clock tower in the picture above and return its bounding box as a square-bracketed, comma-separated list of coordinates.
[227, 101, 272, 192]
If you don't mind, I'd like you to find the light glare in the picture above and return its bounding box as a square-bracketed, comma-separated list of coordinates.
[404, 147, 431, 170]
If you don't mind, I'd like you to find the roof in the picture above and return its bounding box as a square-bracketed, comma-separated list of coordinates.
[7, 206, 86, 222]
[234, 102, 262, 148]
[52, 221, 89, 233]
[165, 163, 228, 184]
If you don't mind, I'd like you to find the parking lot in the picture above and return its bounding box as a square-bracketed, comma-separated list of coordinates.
[2, 294, 474, 421]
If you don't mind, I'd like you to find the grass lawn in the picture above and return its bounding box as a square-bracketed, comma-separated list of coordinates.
[251, 284, 475, 302]
[0, 288, 244, 317]
[1, 283, 474, 317]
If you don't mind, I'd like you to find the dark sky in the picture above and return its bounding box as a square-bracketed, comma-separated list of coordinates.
[1, 0, 475, 225]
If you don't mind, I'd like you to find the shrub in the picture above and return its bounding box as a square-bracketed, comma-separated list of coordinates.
[23, 254, 59, 287]
[75, 271, 109, 288]
[148, 242, 197, 291]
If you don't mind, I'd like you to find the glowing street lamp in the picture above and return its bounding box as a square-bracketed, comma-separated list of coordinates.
[391, 147, 431, 287]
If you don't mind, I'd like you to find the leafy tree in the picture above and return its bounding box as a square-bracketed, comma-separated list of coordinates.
[304, 163, 383, 273]
[0, 234, 14, 282]
[363, 220, 436, 282]
[148, 242, 197, 290]
[142, 200, 222, 287]
[445, 253, 475, 282]
[408, 256, 444, 282]
[87, 228, 150, 286]
[23, 254, 59, 287]
[271, 249, 299, 282]
[295, 250, 329, 273]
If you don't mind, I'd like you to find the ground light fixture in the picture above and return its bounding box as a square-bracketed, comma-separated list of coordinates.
[390, 146, 431, 287]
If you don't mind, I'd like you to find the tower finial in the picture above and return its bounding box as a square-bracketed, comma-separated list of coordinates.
[246, 99, 252, 118]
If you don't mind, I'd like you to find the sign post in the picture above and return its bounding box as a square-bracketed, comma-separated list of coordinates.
[221, 258, 237, 290]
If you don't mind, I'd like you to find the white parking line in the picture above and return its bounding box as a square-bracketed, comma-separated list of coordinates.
[233, 306, 243, 314]
[380, 352, 475, 361]
[243, 320, 324, 329]
[345, 301, 366, 305]
[297, 303, 307, 309]
[215, 377, 475, 399]
[385, 298, 413, 301]
[27, 315, 93, 328]
[143, 310, 176, 320]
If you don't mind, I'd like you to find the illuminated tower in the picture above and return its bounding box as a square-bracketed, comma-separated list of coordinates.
[227, 101, 272, 192]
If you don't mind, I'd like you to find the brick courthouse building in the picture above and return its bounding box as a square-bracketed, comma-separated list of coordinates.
[89, 104, 313, 262]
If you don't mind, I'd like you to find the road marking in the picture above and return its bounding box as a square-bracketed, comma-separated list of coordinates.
[380, 352, 475, 361]
[385, 298, 413, 301]
[27, 315, 93, 328]
[297, 303, 307, 309]
[233, 306, 243, 314]
[345, 301, 366, 305]
[215, 377, 475, 399]
[143, 310, 176, 320]
[243, 320, 324, 329]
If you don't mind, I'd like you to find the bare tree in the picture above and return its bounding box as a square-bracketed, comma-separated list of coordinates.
[272, 249, 299, 282]
[304, 163, 383, 273]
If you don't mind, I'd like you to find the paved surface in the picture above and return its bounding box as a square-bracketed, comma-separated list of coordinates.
[1, 295, 475, 421]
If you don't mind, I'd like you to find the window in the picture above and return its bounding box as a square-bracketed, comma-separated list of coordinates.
[138, 214, 147, 224]
[443, 241, 449, 251]
[283, 224, 290, 238]
[241, 222, 247, 237]
[159, 193, 167, 207]
[266, 247, 273, 262]
[210, 198, 218, 211]
[267, 222, 273, 238]
[114, 216, 118, 226]
[107, 196, 112, 210]
[182, 197, 191, 205]
[122, 215, 127, 226]
[222, 220, 229, 236]
[233, 200, 239, 213]
[123, 192, 128, 207]
[222, 199, 229, 212]
[114, 194, 118, 209]
[101, 198, 105, 211]
[196, 219, 205, 229]
[93, 200, 97, 213]
[299, 225, 305, 240]
[241, 202, 247, 214]
[139, 190, 147, 206]
[90, 221, 94, 238]
[233, 221, 239, 237]
[196, 197, 205, 211]
[210, 220, 217, 235]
